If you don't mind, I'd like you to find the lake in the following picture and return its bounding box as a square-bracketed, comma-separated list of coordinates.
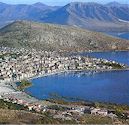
[105, 32, 129, 40]
[25, 51, 129, 105]
[79, 51, 129, 66]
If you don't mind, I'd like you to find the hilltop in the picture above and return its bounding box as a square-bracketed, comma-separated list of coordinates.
[0, 20, 129, 52]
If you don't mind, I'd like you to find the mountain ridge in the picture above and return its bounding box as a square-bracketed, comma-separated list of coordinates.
[42, 2, 129, 32]
[0, 2, 129, 32]
[106, 1, 129, 7]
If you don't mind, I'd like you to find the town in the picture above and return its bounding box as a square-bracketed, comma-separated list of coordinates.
[0, 47, 126, 83]
[0, 46, 129, 124]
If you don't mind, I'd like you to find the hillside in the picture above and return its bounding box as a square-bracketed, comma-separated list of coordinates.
[0, 108, 116, 124]
[0, 99, 114, 124]
[0, 20, 129, 52]
[0, 108, 66, 124]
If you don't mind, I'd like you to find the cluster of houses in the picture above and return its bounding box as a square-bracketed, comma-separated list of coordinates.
[0, 47, 125, 83]
[0, 91, 102, 119]
[43, 104, 118, 121]
[2, 91, 129, 122]
[0, 88, 121, 122]
[1, 92, 45, 112]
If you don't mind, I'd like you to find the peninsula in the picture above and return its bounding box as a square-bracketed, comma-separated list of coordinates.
[0, 46, 129, 124]
[0, 20, 129, 124]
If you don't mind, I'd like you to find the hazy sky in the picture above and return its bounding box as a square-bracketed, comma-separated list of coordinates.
[0, 0, 128, 5]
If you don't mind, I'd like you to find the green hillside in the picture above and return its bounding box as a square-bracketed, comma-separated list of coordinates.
[0, 20, 129, 52]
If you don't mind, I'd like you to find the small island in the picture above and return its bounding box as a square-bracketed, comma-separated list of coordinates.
[17, 80, 32, 91]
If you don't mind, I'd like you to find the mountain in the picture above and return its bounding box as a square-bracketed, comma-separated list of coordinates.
[32, 2, 53, 10]
[42, 2, 129, 32]
[0, 2, 129, 32]
[0, 2, 60, 27]
[106, 1, 129, 7]
[32, 2, 60, 11]
[0, 20, 129, 52]
[43, 2, 117, 23]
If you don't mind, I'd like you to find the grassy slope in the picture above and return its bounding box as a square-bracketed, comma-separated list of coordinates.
[0, 99, 115, 124]
[0, 20, 129, 52]
[0, 108, 115, 124]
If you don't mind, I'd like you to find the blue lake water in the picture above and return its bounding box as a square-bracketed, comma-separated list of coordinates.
[25, 51, 129, 105]
[105, 32, 129, 40]
[79, 51, 129, 66]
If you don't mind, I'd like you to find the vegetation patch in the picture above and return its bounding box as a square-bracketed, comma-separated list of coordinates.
[0, 99, 26, 110]
[17, 80, 32, 91]
[101, 62, 124, 69]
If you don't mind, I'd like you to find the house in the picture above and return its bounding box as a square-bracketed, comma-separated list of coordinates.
[28, 106, 33, 111]
[91, 108, 108, 116]
[28, 104, 34, 111]
[108, 113, 117, 119]
[17, 99, 23, 104]
[124, 111, 129, 118]
[35, 107, 41, 112]
[84, 108, 91, 114]
[97, 109, 108, 116]
[91, 108, 100, 115]
[42, 108, 47, 112]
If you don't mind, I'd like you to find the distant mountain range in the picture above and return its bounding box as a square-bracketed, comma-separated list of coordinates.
[0, 2, 59, 22]
[0, 1, 129, 32]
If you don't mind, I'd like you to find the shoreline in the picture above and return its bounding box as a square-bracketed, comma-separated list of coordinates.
[24, 68, 129, 106]
[0, 69, 129, 107]
[68, 50, 129, 55]
[28, 68, 129, 81]
[1, 68, 129, 107]
[4, 67, 129, 88]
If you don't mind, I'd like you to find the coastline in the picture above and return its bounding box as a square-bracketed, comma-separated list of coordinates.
[68, 50, 129, 55]
[5, 67, 129, 89]
[0, 69, 129, 112]
[10, 68, 128, 87]
[22, 68, 129, 106]
[0, 67, 129, 107]
[28, 68, 129, 81]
